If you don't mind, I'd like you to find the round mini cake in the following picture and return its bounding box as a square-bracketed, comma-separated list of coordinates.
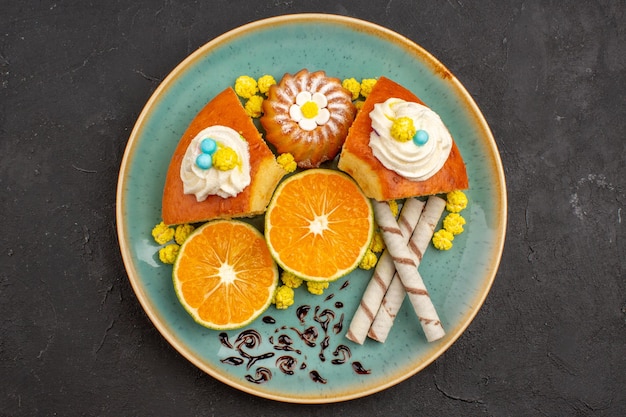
[261, 69, 356, 168]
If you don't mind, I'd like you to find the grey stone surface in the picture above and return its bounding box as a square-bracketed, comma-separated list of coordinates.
[1, 1, 624, 415]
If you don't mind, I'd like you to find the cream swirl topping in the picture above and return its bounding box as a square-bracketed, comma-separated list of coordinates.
[369, 98, 452, 181]
[180, 125, 251, 201]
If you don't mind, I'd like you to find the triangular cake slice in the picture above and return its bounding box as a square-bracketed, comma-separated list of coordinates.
[338, 77, 468, 201]
[162, 87, 286, 225]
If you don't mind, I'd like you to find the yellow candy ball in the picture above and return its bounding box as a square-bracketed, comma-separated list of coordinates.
[212, 147, 239, 171]
[300, 101, 319, 119]
[390, 117, 417, 142]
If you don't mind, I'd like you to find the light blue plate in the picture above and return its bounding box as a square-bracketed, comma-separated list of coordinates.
[116, 14, 507, 403]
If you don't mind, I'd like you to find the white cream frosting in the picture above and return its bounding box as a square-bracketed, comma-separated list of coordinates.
[180, 125, 251, 201]
[369, 98, 452, 181]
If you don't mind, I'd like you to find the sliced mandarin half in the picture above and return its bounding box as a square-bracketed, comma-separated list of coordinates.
[265, 169, 374, 282]
[173, 220, 278, 330]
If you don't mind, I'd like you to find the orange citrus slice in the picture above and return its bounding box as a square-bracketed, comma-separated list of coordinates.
[173, 220, 278, 330]
[265, 169, 374, 282]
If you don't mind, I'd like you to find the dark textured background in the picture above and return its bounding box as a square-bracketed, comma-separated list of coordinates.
[2, 1, 625, 415]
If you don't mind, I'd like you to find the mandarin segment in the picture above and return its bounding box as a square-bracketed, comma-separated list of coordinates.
[196, 285, 230, 324]
[265, 169, 374, 282]
[173, 220, 278, 330]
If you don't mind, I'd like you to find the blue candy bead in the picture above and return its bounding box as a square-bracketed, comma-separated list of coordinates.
[200, 138, 217, 154]
[196, 153, 212, 169]
[413, 129, 429, 146]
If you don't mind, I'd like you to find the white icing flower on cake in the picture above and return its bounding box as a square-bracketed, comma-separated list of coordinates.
[289, 91, 331, 131]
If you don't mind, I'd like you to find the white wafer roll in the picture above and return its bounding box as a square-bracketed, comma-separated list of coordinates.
[367, 273, 404, 342]
[345, 198, 425, 344]
[372, 200, 445, 342]
[368, 196, 446, 342]
[408, 196, 446, 262]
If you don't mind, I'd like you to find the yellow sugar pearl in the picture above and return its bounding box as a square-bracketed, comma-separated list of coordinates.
[342, 78, 361, 100]
[276, 153, 297, 173]
[359, 249, 378, 270]
[446, 190, 469, 213]
[306, 280, 329, 295]
[369, 230, 385, 253]
[151, 221, 175, 245]
[245, 95, 264, 118]
[300, 101, 319, 118]
[388, 200, 399, 217]
[390, 117, 417, 142]
[432, 229, 454, 251]
[280, 270, 303, 288]
[159, 244, 180, 264]
[174, 224, 195, 245]
[273, 285, 295, 309]
[257, 75, 276, 95]
[443, 213, 466, 235]
[234, 75, 258, 99]
[360, 78, 377, 98]
[212, 147, 239, 171]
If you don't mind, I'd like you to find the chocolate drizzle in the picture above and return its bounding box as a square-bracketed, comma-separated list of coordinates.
[313, 306, 335, 333]
[218, 332, 233, 349]
[331, 345, 351, 365]
[290, 325, 319, 347]
[352, 361, 371, 375]
[217, 278, 371, 384]
[245, 367, 272, 384]
[276, 356, 298, 375]
[220, 356, 244, 366]
[309, 370, 327, 384]
[234, 329, 261, 350]
[274, 334, 302, 354]
[296, 305, 311, 324]
[319, 336, 330, 362]
[332, 313, 344, 334]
